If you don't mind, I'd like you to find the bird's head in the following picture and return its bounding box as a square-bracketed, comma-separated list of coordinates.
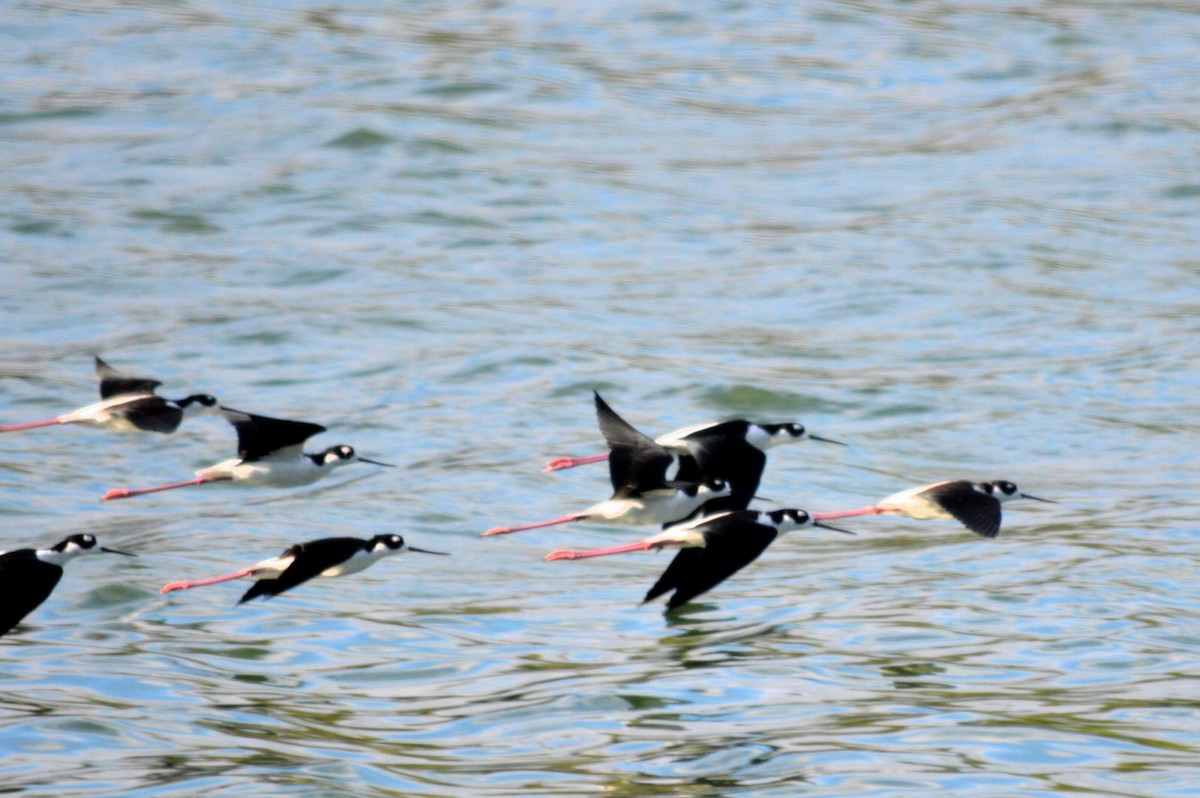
[987, 480, 1057, 505]
[319, 445, 396, 469]
[765, 508, 856, 535]
[46, 534, 135, 564]
[178, 394, 219, 416]
[757, 423, 845, 449]
[368, 534, 449, 557]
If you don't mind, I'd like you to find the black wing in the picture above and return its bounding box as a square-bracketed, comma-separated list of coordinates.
[94, 356, 162, 399]
[219, 408, 327, 461]
[680, 426, 766, 506]
[239, 538, 364, 603]
[593, 392, 674, 494]
[0, 550, 63, 636]
[118, 396, 184, 434]
[642, 512, 778, 611]
[926, 481, 1003, 539]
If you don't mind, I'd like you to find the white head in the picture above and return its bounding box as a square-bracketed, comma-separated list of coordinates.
[368, 534, 448, 557]
[176, 394, 219, 419]
[316, 445, 396, 470]
[749, 423, 845, 451]
[762, 508, 856, 535]
[39, 534, 134, 566]
[985, 480, 1056, 505]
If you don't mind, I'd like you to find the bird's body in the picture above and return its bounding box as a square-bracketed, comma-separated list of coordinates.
[546, 508, 854, 611]
[814, 479, 1056, 539]
[102, 408, 394, 501]
[483, 392, 730, 536]
[0, 534, 134, 636]
[0, 356, 217, 434]
[159, 534, 448, 602]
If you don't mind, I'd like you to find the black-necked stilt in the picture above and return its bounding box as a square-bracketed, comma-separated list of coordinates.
[814, 479, 1057, 539]
[483, 392, 731, 536]
[159, 534, 448, 602]
[0, 356, 218, 434]
[0, 534, 135, 636]
[545, 508, 854, 611]
[101, 407, 394, 501]
[545, 418, 843, 474]
[546, 412, 843, 513]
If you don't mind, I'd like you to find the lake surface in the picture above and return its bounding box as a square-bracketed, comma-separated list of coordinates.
[2, 1, 1199, 795]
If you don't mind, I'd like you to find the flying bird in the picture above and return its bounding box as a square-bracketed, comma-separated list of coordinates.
[814, 479, 1057, 539]
[1, 355, 217, 434]
[546, 508, 854, 611]
[1, 534, 135, 636]
[484, 392, 730, 536]
[159, 534, 448, 602]
[102, 407, 394, 501]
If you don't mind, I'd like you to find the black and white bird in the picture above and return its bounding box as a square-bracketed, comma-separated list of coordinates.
[814, 479, 1057, 539]
[1, 355, 217, 434]
[0, 534, 135, 636]
[484, 392, 730, 536]
[545, 408, 843, 513]
[159, 534, 448, 602]
[102, 407, 394, 501]
[545, 508, 854, 611]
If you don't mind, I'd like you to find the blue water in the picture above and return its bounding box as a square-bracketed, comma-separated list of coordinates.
[2, 1, 1199, 795]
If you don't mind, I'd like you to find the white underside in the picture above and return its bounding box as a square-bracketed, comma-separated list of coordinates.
[197, 457, 326, 487]
[58, 395, 156, 430]
[876, 482, 958, 520]
[580, 489, 711, 525]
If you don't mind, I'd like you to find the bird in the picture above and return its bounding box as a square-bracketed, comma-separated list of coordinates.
[544, 417, 844, 474]
[812, 479, 1057, 539]
[102, 407, 394, 501]
[545, 508, 855, 611]
[0, 533, 135, 636]
[1, 355, 218, 434]
[545, 411, 844, 515]
[159, 534, 448, 602]
[483, 392, 731, 536]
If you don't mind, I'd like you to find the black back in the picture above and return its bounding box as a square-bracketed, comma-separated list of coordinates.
[593, 392, 674, 495]
[925, 481, 1003, 539]
[239, 537, 368, 603]
[94, 355, 162, 399]
[219, 408, 328, 461]
[678, 422, 765, 509]
[0, 549, 63, 636]
[643, 511, 779, 611]
[120, 396, 184, 434]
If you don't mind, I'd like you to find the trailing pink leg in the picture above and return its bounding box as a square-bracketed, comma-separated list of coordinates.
[482, 515, 584, 537]
[160, 566, 255, 594]
[0, 417, 64, 432]
[812, 506, 887, 521]
[545, 540, 657, 561]
[102, 475, 230, 502]
[542, 453, 610, 473]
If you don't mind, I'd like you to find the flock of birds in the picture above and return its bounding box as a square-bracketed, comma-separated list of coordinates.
[1, 356, 1058, 636]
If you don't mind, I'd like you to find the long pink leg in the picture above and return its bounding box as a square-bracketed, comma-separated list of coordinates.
[0, 417, 65, 432]
[812, 506, 886, 521]
[545, 540, 658, 561]
[482, 515, 584, 537]
[160, 566, 256, 594]
[102, 475, 231, 502]
[542, 453, 609, 473]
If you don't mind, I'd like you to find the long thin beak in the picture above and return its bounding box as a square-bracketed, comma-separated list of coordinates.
[408, 546, 450, 556]
[1020, 493, 1058, 503]
[358, 457, 396, 467]
[809, 434, 847, 446]
[814, 521, 856, 535]
[100, 547, 137, 556]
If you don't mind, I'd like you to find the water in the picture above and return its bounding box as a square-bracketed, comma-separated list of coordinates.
[2, 0, 1199, 794]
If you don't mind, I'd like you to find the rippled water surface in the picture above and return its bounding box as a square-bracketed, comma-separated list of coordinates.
[2, 1, 1199, 795]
